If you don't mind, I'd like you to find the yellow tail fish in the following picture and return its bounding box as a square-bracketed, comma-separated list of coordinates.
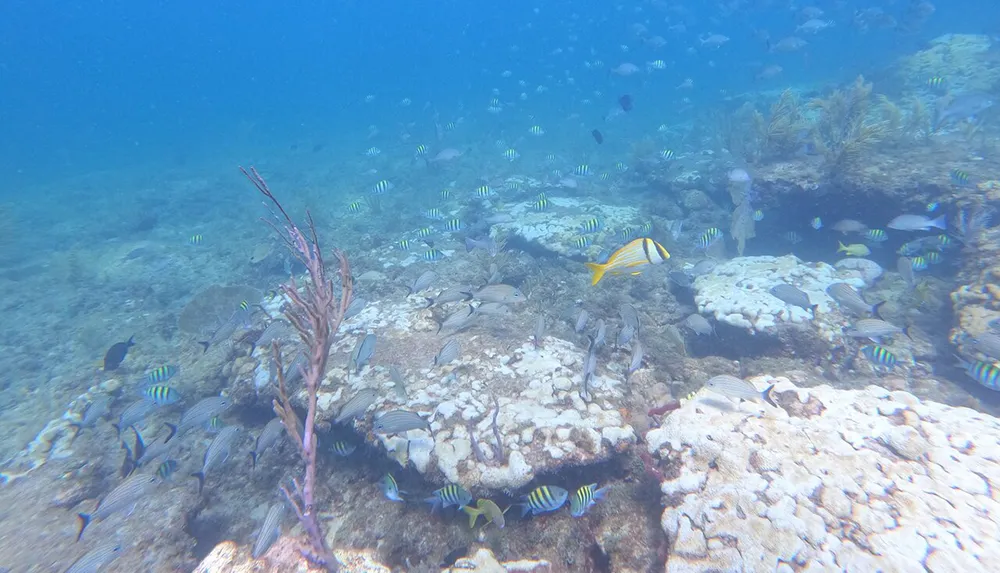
[585, 237, 670, 286]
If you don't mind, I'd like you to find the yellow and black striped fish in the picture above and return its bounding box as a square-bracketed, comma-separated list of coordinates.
[189, 234, 204, 245]
[416, 227, 433, 238]
[144, 384, 180, 405]
[395, 239, 412, 251]
[579, 217, 603, 234]
[521, 485, 569, 516]
[347, 201, 363, 214]
[569, 483, 609, 517]
[533, 198, 549, 212]
[584, 238, 670, 286]
[156, 460, 179, 479]
[144, 365, 179, 385]
[444, 218, 464, 232]
[428, 484, 472, 509]
[860, 345, 896, 369]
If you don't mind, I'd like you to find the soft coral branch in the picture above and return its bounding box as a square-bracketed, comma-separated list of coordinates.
[242, 166, 352, 571]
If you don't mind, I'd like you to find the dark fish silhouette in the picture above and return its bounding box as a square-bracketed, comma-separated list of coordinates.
[591, 129, 604, 144]
[619, 94, 633, 111]
[103, 336, 134, 371]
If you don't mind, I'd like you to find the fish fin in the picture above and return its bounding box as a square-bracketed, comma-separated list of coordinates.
[164, 423, 178, 443]
[930, 214, 947, 230]
[198, 341, 210, 353]
[464, 237, 476, 253]
[423, 297, 435, 308]
[593, 486, 610, 501]
[520, 503, 532, 518]
[192, 472, 206, 494]
[902, 326, 912, 340]
[462, 506, 481, 528]
[871, 301, 886, 320]
[127, 335, 135, 347]
[810, 304, 819, 316]
[837, 241, 846, 253]
[112, 423, 123, 438]
[584, 262, 607, 286]
[762, 384, 778, 408]
[130, 426, 146, 465]
[76, 513, 91, 542]
[250, 451, 258, 470]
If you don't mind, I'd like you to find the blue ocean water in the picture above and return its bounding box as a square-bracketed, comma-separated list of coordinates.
[2, 0, 1000, 570]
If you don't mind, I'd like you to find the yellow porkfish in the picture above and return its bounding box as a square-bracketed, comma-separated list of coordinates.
[585, 237, 670, 286]
[837, 241, 871, 257]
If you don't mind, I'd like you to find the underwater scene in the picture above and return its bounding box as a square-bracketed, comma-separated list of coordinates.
[2, 0, 1000, 571]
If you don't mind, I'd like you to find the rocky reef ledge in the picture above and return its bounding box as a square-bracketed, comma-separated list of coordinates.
[647, 377, 999, 572]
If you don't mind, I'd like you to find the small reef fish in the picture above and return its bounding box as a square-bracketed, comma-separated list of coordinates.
[381, 474, 406, 502]
[769, 284, 817, 314]
[585, 238, 670, 286]
[521, 485, 569, 516]
[252, 503, 285, 559]
[570, 483, 609, 517]
[167, 396, 232, 440]
[832, 219, 868, 234]
[373, 409, 431, 434]
[66, 541, 122, 573]
[72, 395, 111, 432]
[683, 314, 714, 336]
[846, 319, 907, 340]
[837, 242, 870, 257]
[191, 425, 242, 493]
[705, 375, 777, 407]
[469, 284, 526, 304]
[865, 229, 888, 242]
[142, 384, 181, 405]
[349, 333, 377, 374]
[334, 388, 378, 424]
[438, 305, 478, 334]
[861, 345, 897, 369]
[112, 399, 159, 436]
[77, 473, 159, 541]
[143, 365, 179, 385]
[887, 214, 947, 232]
[463, 499, 507, 529]
[156, 459, 179, 479]
[250, 418, 286, 470]
[103, 336, 135, 371]
[956, 356, 1000, 391]
[331, 440, 357, 456]
[575, 309, 589, 333]
[408, 270, 438, 295]
[810, 217, 823, 230]
[826, 283, 884, 318]
[434, 339, 461, 366]
[697, 228, 722, 249]
[426, 484, 472, 511]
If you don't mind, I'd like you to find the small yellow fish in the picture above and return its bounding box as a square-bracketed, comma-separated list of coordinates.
[837, 241, 870, 257]
[585, 238, 670, 286]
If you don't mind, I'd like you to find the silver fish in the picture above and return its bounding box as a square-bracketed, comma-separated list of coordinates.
[199, 303, 254, 352]
[170, 396, 232, 438]
[373, 410, 431, 434]
[831, 219, 868, 234]
[826, 283, 883, 318]
[255, 320, 295, 351]
[683, 314, 714, 336]
[581, 345, 598, 402]
[619, 304, 640, 331]
[252, 503, 285, 558]
[533, 315, 546, 348]
[897, 257, 915, 287]
[627, 340, 644, 380]
[344, 297, 367, 320]
[334, 388, 378, 423]
[426, 284, 476, 306]
[251, 417, 286, 469]
[192, 425, 242, 493]
[135, 429, 176, 466]
[66, 541, 122, 573]
[972, 332, 1000, 360]
[77, 473, 159, 540]
[887, 214, 946, 232]
[434, 339, 462, 366]
[409, 271, 438, 295]
[389, 365, 408, 400]
[439, 305, 478, 333]
[476, 302, 513, 316]
[690, 259, 717, 276]
[705, 375, 776, 407]
[76, 395, 111, 430]
[113, 398, 159, 436]
[593, 319, 607, 348]
[350, 333, 377, 374]
[575, 309, 589, 333]
[616, 324, 635, 348]
[470, 284, 526, 304]
[465, 236, 500, 256]
[845, 319, 906, 339]
[769, 284, 817, 314]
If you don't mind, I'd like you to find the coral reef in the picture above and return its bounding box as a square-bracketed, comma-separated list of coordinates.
[648, 378, 1000, 572]
[897, 34, 1000, 94]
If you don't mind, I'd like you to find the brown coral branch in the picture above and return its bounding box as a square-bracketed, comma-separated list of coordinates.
[242, 166, 353, 572]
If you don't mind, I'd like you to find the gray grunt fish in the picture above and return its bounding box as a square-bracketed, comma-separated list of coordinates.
[373, 410, 431, 434]
[252, 503, 285, 558]
[438, 305, 478, 333]
[334, 388, 378, 423]
[425, 284, 476, 307]
[113, 399, 159, 436]
[167, 396, 232, 441]
[574, 309, 589, 333]
[77, 473, 159, 541]
[192, 425, 242, 494]
[845, 318, 907, 340]
[66, 541, 122, 573]
[389, 365, 408, 400]
[468, 284, 526, 304]
[826, 283, 884, 318]
[408, 271, 438, 295]
[705, 374, 777, 407]
[350, 333, 377, 374]
[769, 284, 817, 314]
[434, 339, 461, 366]
[251, 417, 286, 469]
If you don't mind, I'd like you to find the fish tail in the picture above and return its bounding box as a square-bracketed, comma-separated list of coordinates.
[584, 262, 608, 286]
[192, 472, 206, 494]
[164, 423, 178, 443]
[520, 503, 532, 518]
[198, 341, 210, 353]
[111, 423, 122, 438]
[837, 241, 847, 253]
[810, 304, 819, 316]
[464, 237, 477, 253]
[902, 326, 912, 340]
[930, 214, 947, 230]
[76, 513, 91, 542]
[462, 506, 481, 528]
[126, 335, 135, 347]
[250, 451, 258, 471]
[762, 384, 778, 408]
[423, 297, 435, 308]
[872, 301, 886, 320]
